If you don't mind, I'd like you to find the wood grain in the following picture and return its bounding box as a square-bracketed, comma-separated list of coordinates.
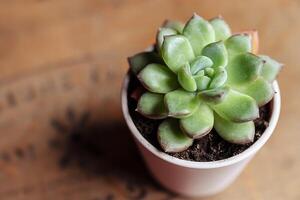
[0, 0, 298, 199]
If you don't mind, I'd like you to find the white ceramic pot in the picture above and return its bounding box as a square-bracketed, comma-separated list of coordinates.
[121, 74, 281, 197]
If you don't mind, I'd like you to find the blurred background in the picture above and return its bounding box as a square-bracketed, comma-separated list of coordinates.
[0, 0, 298, 199]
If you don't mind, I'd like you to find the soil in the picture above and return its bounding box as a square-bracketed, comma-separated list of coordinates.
[127, 73, 271, 162]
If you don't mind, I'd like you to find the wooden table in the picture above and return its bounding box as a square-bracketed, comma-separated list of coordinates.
[0, 0, 298, 199]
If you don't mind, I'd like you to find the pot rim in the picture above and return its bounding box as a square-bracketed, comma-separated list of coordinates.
[121, 73, 281, 169]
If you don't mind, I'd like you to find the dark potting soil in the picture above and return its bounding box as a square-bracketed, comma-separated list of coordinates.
[127, 73, 271, 162]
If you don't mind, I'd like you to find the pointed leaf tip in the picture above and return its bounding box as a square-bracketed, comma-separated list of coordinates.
[225, 34, 252, 57]
[210, 17, 231, 41]
[259, 55, 283, 82]
[162, 20, 184, 33]
[156, 27, 177, 53]
[183, 14, 215, 56]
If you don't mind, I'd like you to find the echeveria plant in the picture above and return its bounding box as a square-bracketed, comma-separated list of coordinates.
[128, 14, 282, 153]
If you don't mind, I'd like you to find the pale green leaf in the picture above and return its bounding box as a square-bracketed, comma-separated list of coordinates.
[183, 14, 215, 56]
[137, 92, 168, 119]
[190, 56, 213, 74]
[161, 35, 195, 73]
[158, 119, 193, 152]
[177, 63, 197, 92]
[209, 66, 227, 89]
[194, 75, 211, 91]
[180, 103, 214, 138]
[164, 89, 199, 118]
[225, 34, 251, 57]
[227, 53, 263, 85]
[199, 86, 229, 103]
[211, 89, 259, 122]
[128, 52, 162, 74]
[260, 55, 283, 82]
[209, 16, 231, 41]
[138, 63, 179, 93]
[236, 77, 274, 106]
[156, 27, 177, 52]
[202, 41, 228, 68]
[163, 20, 184, 33]
[214, 113, 255, 144]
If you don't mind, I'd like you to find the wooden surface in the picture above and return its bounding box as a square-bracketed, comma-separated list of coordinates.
[0, 0, 299, 199]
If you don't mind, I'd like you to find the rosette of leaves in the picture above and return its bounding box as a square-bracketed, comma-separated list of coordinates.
[128, 14, 282, 153]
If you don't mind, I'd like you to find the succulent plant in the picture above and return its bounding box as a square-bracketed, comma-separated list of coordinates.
[128, 14, 282, 153]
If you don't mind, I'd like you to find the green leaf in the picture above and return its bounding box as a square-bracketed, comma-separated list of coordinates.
[194, 75, 211, 91]
[128, 52, 163, 74]
[190, 56, 213, 74]
[195, 69, 205, 76]
[158, 119, 193, 152]
[211, 89, 259, 122]
[225, 34, 251, 57]
[237, 77, 274, 106]
[138, 63, 179, 93]
[183, 14, 215, 56]
[161, 35, 195, 73]
[214, 113, 255, 144]
[156, 27, 177, 53]
[202, 41, 228, 68]
[137, 92, 168, 119]
[260, 55, 283, 82]
[163, 20, 184, 33]
[180, 103, 214, 138]
[164, 89, 199, 118]
[204, 67, 215, 77]
[227, 53, 263, 85]
[199, 86, 229, 103]
[209, 16, 231, 41]
[177, 63, 197, 92]
[209, 66, 227, 89]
